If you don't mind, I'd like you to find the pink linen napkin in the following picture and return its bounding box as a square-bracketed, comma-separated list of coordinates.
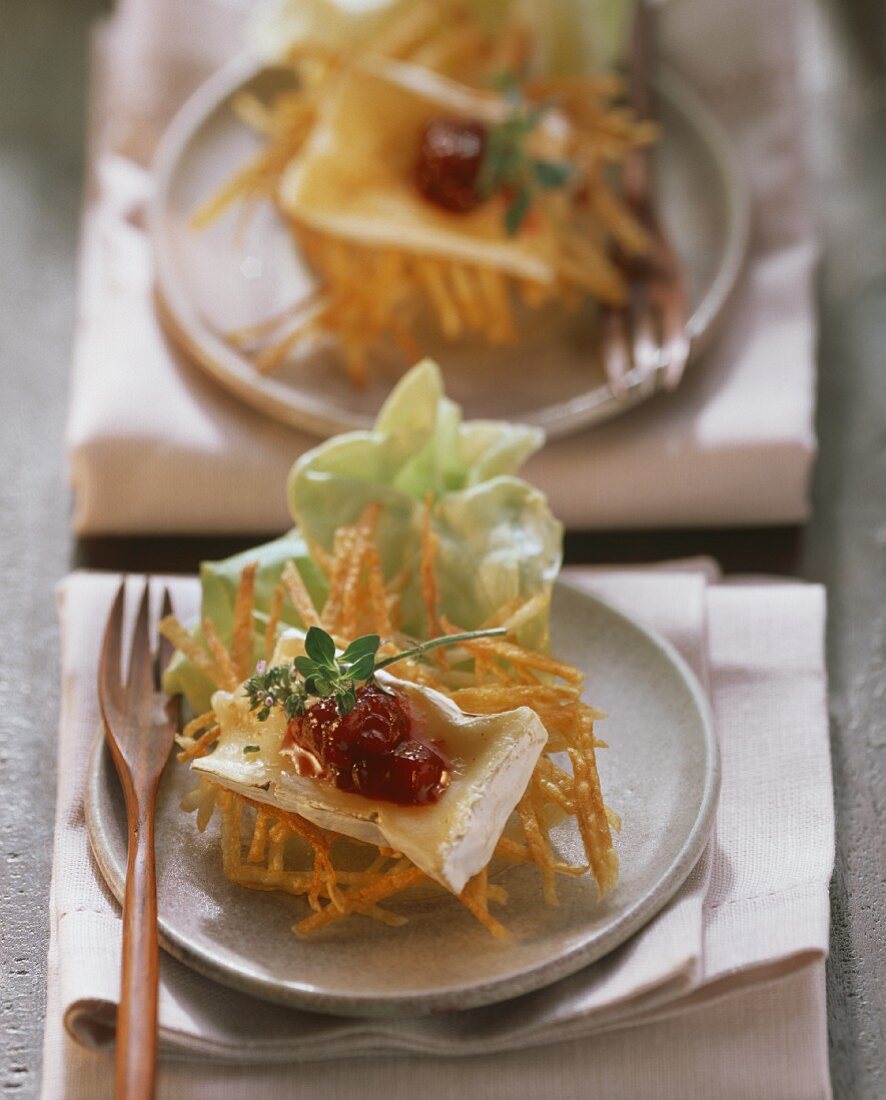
[41, 565, 832, 1099]
[66, 0, 817, 534]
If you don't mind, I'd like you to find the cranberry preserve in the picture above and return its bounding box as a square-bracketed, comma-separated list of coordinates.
[281, 683, 450, 806]
[414, 116, 488, 214]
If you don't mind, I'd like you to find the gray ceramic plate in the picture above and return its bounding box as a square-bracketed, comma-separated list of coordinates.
[151, 55, 749, 441]
[85, 581, 719, 1017]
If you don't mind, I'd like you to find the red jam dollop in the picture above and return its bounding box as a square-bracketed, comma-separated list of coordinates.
[414, 116, 488, 213]
[282, 683, 450, 806]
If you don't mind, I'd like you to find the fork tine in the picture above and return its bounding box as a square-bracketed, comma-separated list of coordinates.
[155, 587, 175, 688]
[633, 306, 661, 395]
[126, 580, 154, 695]
[602, 308, 632, 398]
[659, 296, 691, 390]
[99, 580, 127, 709]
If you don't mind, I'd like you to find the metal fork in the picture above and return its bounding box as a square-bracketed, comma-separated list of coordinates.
[98, 580, 180, 1100]
[602, 0, 689, 399]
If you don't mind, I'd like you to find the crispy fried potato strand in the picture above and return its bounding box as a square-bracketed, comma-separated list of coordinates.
[320, 526, 356, 631]
[461, 637, 585, 684]
[263, 584, 286, 663]
[218, 789, 243, 876]
[177, 723, 220, 763]
[567, 719, 618, 895]
[459, 869, 510, 940]
[305, 537, 332, 577]
[518, 787, 558, 906]
[365, 543, 394, 636]
[417, 258, 463, 337]
[179, 710, 216, 744]
[240, 794, 344, 912]
[201, 618, 239, 691]
[420, 495, 440, 638]
[230, 561, 258, 679]
[247, 807, 271, 864]
[282, 560, 321, 628]
[295, 867, 426, 935]
[340, 503, 382, 632]
[159, 615, 220, 687]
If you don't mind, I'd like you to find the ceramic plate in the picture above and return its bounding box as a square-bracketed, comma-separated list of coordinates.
[85, 581, 719, 1018]
[151, 56, 749, 440]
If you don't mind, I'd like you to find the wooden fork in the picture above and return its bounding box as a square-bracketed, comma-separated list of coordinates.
[602, 0, 690, 399]
[98, 581, 180, 1100]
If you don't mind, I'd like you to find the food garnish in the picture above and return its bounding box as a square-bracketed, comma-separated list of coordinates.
[244, 623, 507, 806]
[415, 116, 488, 214]
[162, 363, 618, 937]
[413, 82, 574, 235]
[244, 623, 506, 719]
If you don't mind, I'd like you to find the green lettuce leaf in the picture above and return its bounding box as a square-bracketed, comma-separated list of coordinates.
[164, 360, 562, 713]
[288, 359, 562, 647]
[248, 0, 635, 73]
[472, 0, 636, 73]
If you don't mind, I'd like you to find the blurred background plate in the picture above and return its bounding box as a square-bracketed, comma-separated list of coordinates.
[151, 55, 749, 440]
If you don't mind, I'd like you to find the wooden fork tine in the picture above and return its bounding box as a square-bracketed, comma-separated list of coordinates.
[658, 283, 690, 390]
[126, 580, 154, 697]
[602, 308, 632, 397]
[613, 0, 688, 399]
[632, 299, 661, 390]
[155, 587, 175, 685]
[99, 581, 127, 707]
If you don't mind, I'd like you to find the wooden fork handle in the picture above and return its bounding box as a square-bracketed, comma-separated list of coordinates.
[117, 796, 159, 1100]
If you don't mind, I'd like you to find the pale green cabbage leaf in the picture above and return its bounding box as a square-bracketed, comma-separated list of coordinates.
[248, 0, 636, 73]
[288, 359, 562, 645]
[164, 360, 562, 714]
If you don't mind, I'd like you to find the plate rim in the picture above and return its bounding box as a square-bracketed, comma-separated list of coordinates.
[85, 579, 721, 1018]
[149, 53, 750, 442]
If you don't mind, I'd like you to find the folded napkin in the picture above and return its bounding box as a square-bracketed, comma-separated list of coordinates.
[66, 0, 817, 535]
[42, 566, 833, 1099]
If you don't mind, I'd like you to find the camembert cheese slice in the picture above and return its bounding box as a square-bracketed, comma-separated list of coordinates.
[192, 632, 547, 894]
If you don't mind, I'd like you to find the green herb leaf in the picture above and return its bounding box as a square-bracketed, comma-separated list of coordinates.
[475, 81, 573, 236]
[490, 71, 521, 101]
[283, 693, 306, 720]
[346, 653, 377, 682]
[243, 745, 261, 754]
[304, 625, 337, 667]
[533, 159, 573, 189]
[336, 686, 358, 715]
[293, 655, 317, 678]
[243, 626, 507, 726]
[308, 674, 333, 697]
[341, 635, 381, 665]
[505, 185, 533, 236]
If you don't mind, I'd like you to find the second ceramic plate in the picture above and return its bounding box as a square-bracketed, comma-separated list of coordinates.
[151, 56, 748, 440]
[85, 581, 719, 1018]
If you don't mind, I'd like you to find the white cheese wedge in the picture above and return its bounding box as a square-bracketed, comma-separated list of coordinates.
[192, 632, 547, 893]
[277, 55, 572, 283]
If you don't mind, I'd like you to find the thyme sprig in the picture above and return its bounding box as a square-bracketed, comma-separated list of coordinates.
[244, 624, 507, 720]
[481, 73, 574, 235]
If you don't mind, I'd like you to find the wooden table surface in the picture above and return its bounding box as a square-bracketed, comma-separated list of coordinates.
[0, 1, 883, 1097]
